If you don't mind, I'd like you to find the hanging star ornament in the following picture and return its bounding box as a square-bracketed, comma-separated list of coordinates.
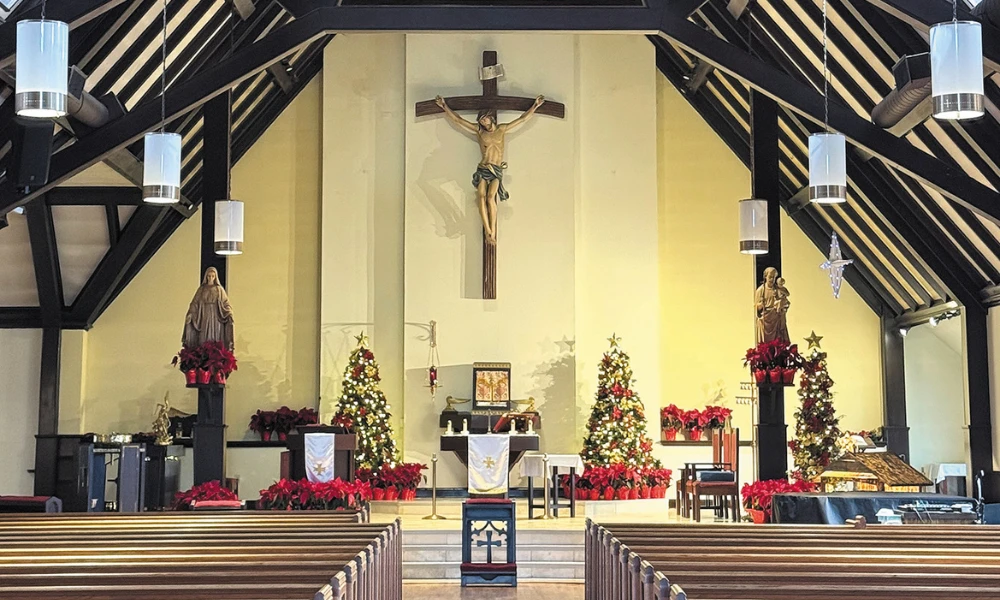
[820, 232, 853, 298]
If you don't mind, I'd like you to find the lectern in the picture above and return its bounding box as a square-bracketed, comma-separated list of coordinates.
[284, 425, 358, 481]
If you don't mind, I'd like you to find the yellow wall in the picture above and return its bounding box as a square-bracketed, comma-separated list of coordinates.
[0, 329, 41, 495]
[56, 41, 884, 491]
[73, 78, 322, 438]
[657, 78, 883, 449]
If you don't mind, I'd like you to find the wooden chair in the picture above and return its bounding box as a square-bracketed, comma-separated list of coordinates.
[678, 428, 740, 522]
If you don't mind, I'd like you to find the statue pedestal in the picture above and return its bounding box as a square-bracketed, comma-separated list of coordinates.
[193, 387, 226, 485]
[756, 383, 788, 481]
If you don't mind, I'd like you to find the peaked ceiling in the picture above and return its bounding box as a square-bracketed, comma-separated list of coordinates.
[0, 0, 998, 328]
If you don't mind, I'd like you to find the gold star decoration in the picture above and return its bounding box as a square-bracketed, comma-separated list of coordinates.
[805, 331, 823, 350]
[608, 333, 622, 347]
[483, 456, 497, 469]
[355, 331, 369, 347]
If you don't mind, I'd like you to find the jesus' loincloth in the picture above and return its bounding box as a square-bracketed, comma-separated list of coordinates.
[472, 163, 509, 202]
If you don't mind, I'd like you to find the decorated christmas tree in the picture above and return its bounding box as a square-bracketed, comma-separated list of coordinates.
[789, 331, 841, 480]
[333, 332, 400, 470]
[581, 335, 657, 469]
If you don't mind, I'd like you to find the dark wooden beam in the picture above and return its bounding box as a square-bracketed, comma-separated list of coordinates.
[101, 149, 195, 217]
[965, 304, 997, 502]
[36, 326, 60, 436]
[105, 204, 120, 249]
[193, 91, 233, 486]
[2, 4, 668, 216]
[654, 14, 1000, 226]
[750, 90, 780, 286]
[67, 206, 169, 327]
[863, 0, 1000, 73]
[25, 198, 64, 328]
[46, 186, 142, 206]
[201, 91, 232, 286]
[653, 36, 892, 317]
[880, 313, 909, 460]
[673, 0, 710, 17]
[0, 0, 130, 68]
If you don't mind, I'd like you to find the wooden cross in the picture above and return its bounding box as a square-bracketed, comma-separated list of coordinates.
[416, 51, 565, 299]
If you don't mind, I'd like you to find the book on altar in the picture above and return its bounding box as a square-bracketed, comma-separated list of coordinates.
[305, 432, 337, 483]
[468, 434, 510, 495]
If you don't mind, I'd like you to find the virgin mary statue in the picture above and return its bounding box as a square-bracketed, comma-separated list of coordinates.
[182, 267, 234, 350]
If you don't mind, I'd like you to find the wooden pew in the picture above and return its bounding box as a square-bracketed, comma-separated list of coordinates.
[586, 519, 1000, 600]
[0, 512, 401, 600]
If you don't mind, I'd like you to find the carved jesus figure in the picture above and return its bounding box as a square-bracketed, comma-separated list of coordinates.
[434, 95, 546, 244]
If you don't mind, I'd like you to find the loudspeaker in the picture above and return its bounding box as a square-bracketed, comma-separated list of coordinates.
[10, 117, 54, 188]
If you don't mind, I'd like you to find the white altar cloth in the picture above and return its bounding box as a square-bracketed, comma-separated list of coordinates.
[305, 432, 337, 483]
[924, 462, 967, 484]
[468, 434, 510, 494]
[519, 453, 584, 479]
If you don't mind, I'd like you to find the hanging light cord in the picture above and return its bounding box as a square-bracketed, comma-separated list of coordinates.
[40, 0, 45, 20]
[160, 0, 167, 134]
[822, 0, 829, 133]
[954, 0, 958, 23]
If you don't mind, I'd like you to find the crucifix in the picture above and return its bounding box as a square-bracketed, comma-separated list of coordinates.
[416, 51, 565, 299]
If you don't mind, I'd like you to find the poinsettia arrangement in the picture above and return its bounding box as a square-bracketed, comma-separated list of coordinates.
[172, 341, 237, 385]
[744, 339, 802, 371]
[258, 478, 371, 511]
[170, 480, 239, 510]
[701, 405, 732, 430]
[355, 463, 426, 501]
[681, 409, 708, 430]
[740, 478, 816, 521]
[575, 465, 672, 500]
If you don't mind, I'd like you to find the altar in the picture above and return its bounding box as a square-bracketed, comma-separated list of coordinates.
[440, 434, 539, 472]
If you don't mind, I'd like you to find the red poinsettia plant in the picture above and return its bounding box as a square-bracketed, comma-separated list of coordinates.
[258, 478, 371, 511]
[740, 478, 816, 522]
[202, 341, 238, 375]
[170, 480, 239, 510]
[171, 345, 203, 372]
[273, 406, 299, 437]
[701, 405, 732, 430]
[249, 409, 277, 440]
[660, 404, 684, 430]
[295, 407, 319, 429]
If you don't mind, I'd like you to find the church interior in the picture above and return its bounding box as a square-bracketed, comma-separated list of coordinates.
[2, 0, 1000, 598]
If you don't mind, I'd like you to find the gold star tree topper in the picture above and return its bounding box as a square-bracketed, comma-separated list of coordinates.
[355, 331, 369, 347]
[805, 331, 823, 350]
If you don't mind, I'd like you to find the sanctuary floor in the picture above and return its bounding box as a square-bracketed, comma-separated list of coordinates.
[404, 583, 583, 599]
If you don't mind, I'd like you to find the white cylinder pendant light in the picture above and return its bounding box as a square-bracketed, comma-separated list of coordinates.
[809, 132, 847, 204]
[738, 198, 768, 254]
[214, 200, 244, 255]
[15, 19, 69, 118]
[930, 20, 985, 120]
[142, 132, 181, 204]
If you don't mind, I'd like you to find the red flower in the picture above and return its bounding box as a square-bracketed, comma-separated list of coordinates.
[171, 480, 238, 510]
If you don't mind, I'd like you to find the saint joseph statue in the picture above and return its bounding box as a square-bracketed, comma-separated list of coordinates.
[183, 267, 235, 350]
[434, 94, 546, 244]
[755, 267, 790, 344]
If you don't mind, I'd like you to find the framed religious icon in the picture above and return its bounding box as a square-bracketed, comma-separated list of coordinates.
[472, 362, 511, 411]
